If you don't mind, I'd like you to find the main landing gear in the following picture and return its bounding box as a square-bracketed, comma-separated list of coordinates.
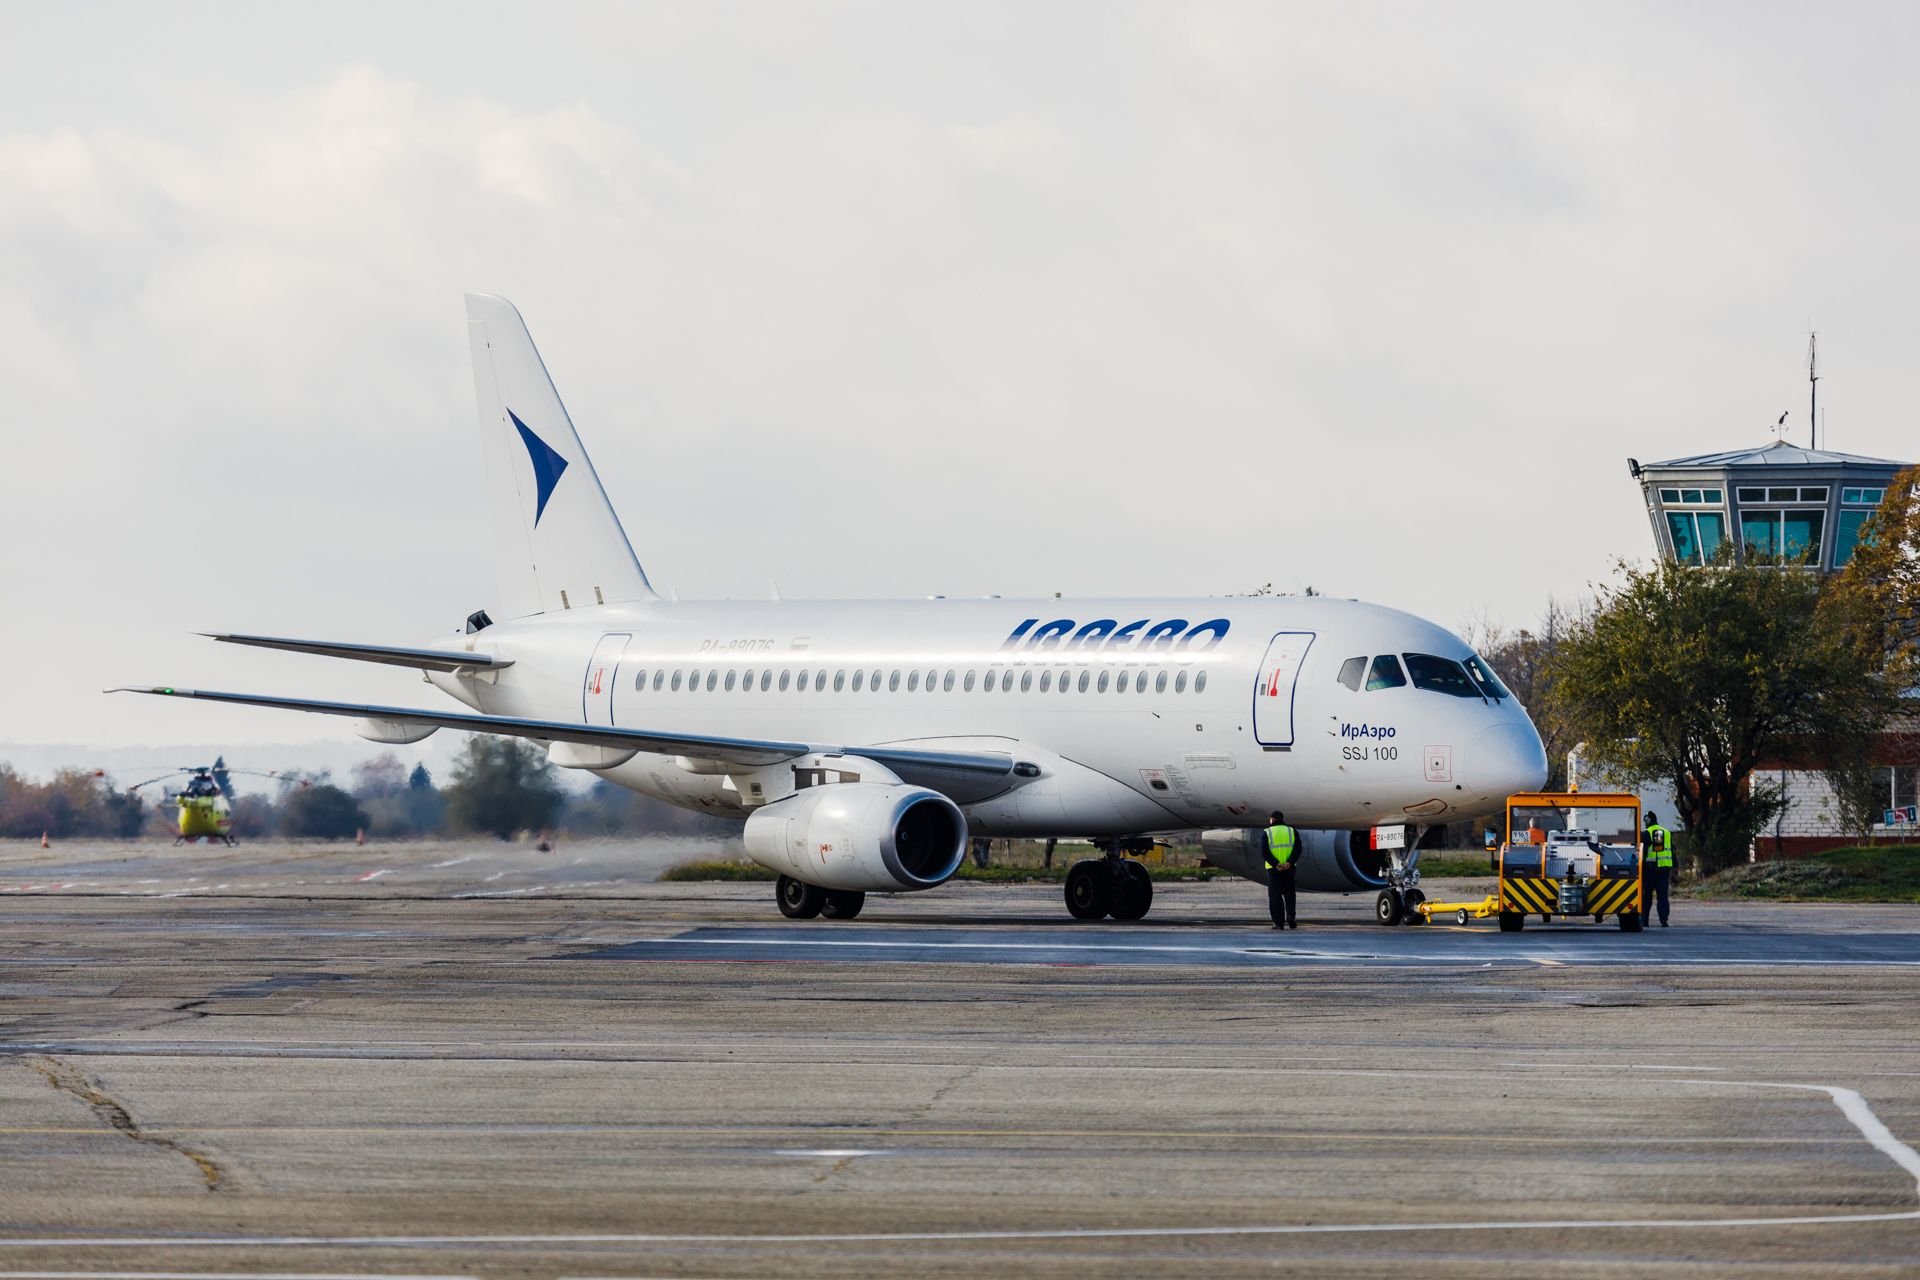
[1064, 840, 1155, 922]
[775, 874, 865, 921]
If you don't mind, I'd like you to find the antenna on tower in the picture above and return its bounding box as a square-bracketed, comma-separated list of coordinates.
[1807, 330, 1819, 449]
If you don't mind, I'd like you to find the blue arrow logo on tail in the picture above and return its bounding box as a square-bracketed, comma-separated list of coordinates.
[509, 410, 569, 526]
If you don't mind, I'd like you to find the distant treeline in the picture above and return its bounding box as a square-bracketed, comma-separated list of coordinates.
[1, 739, 736, 842]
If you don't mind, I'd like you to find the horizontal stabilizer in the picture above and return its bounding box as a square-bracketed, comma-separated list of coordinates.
[206, 633, 513, 674]
[107, 687, 1017, 783]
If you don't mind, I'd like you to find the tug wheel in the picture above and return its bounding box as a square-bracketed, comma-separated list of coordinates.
[1498, 910, 1526, 932]
[1455, 908, 1471, 926]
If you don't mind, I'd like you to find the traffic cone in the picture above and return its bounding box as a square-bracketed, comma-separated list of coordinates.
[40, 831, 49, 849]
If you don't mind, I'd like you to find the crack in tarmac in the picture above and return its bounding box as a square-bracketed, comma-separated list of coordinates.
[27, 1056, 225, 1192]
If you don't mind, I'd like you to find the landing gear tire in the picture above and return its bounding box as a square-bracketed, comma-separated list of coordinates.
[1619, 912, 1644, 933]
[1065, 860, 1114, 921]
[1374, 890, 1404, 927]
[1109, 861, 1153, 921]
[776, 875, 825, 920]
[822, 890, 866, 920]
[1498, 910, 1526, 932]
[1402, 888, 1426, 924]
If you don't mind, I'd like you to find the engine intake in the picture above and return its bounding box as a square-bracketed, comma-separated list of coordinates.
[743, 783, 968, 892]
[1199, 827, 1391, 893]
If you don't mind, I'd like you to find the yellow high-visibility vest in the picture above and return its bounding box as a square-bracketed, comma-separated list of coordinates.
[1264, 825, 1298, 870]
[1645, 825, 1673, 870]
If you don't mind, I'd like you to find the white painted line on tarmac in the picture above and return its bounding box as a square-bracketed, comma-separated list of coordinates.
[772, 1149, 891, 1158]
[2, 1079, 1909, 1251]
[1675, 1080, 1920, 1195]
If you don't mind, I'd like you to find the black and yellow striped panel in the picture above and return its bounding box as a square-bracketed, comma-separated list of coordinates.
[1585, 878, 1640, 916]
[1503, 877, 1560, 914]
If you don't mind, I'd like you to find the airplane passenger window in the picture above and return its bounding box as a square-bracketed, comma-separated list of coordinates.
[688, 669, 701, 692]
[1337, 656, 1366, 691]
[633, 670, 646, 691]
[1021, 670, 1034, 692]
[1155, 670, 1167, 693]
[907, 670, 919, 691]
[1079, 671, 1091, 692]
[1366, 655, 1407, 690]
[1175, 670, 1188, 693]
[671, 670, 683, 692]
[852, 670, 865, 692]
[1195, 671, 1208, 693]
[871, 668, 882, 690]
[779, 670, 791, 691]
[761, 670, 772, 691]
[653, 671, 664, 691]
[964, 670, 976, 691]
[706, 671, 718, 691]
[744, 669, 756, 690]
[1403, 654, 1479, 698]
[725, 671, 737, 691]
[927, 669, 939, 691]
[1060, 671, 1071, 694]
[890, 670, 901, 692]
[1097, 671, 1110, 692]
[1136, 671, 1149, 692]
[834, 670, 846, 692]
[944, 670, 955, 691]
[815, 671, 828, 691]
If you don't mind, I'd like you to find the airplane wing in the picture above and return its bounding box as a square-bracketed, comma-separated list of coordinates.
[107, 686, 1017, 783]
[203, 633, 513, 673]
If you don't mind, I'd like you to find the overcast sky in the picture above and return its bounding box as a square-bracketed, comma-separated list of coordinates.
[4, 1, 1916, 750]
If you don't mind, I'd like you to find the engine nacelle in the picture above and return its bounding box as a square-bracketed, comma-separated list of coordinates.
[1200, 827, 1394, 893]
[743, 783, 968, 892]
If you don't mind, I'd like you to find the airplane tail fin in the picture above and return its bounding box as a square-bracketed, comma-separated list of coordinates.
[465, 293, 656, 617]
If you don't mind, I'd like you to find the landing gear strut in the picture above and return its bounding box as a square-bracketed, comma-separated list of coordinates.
[1064, 839, 1155, 922]
[1372, 826, 1430, 926]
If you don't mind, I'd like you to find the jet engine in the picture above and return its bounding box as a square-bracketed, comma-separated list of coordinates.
[1199, 827, 1394, 893]
[742, 783, 968, 892]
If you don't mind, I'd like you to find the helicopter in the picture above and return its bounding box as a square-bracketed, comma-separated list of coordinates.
[124, 757, 300, 845]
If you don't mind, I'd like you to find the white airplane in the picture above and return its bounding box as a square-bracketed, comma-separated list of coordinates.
[119, 295, 1548, 923]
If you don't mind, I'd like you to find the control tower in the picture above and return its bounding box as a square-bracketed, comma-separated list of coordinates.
[1628, 441, 1908, 571]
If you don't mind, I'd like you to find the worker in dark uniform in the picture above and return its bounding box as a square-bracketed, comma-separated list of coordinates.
[1264, 810, 1298, 929]
[1642, 811, 1673, 927]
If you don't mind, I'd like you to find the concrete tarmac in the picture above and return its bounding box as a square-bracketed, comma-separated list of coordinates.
[2, 839, 1918, 1277]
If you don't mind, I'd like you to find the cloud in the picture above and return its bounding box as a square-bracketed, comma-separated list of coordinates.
[2, 12, 1917, 747]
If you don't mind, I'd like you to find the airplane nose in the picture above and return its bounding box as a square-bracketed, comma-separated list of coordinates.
[1464, 721, 1549, 797]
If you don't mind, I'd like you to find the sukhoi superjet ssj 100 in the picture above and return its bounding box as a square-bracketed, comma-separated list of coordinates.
[119, 295, 1549, 923]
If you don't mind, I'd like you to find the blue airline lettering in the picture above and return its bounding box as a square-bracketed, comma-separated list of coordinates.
[1000, 617, 1231, 654]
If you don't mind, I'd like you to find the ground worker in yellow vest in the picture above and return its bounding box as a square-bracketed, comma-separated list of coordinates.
[1265, 810, 1299, 929]
[1642, 812, 1674, 927]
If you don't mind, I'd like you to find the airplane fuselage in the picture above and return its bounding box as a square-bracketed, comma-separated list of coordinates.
[427, 594, 1547, 835]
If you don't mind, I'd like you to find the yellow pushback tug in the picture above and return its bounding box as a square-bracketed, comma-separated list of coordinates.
[1412, 791, 1646, 932]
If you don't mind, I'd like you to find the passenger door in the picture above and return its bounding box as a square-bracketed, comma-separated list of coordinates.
[1252, 631, 1315, 749]
[582, 632, 631, 725]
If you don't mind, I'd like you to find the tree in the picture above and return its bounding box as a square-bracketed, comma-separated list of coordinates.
[1547, 557, 1898, 873]
[1829, 466, 1920, 684]
[279, 783, 369, 839]
[1465, 598, 1580, 790]
[444, 737, 564, 839]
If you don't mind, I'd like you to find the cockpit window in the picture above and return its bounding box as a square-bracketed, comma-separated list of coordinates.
[1337, 656, 1365, 691]
[1365, 655, 1407, 690]
[1463, 654, 1509, 700]
[1403, 653, 1479, 698]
